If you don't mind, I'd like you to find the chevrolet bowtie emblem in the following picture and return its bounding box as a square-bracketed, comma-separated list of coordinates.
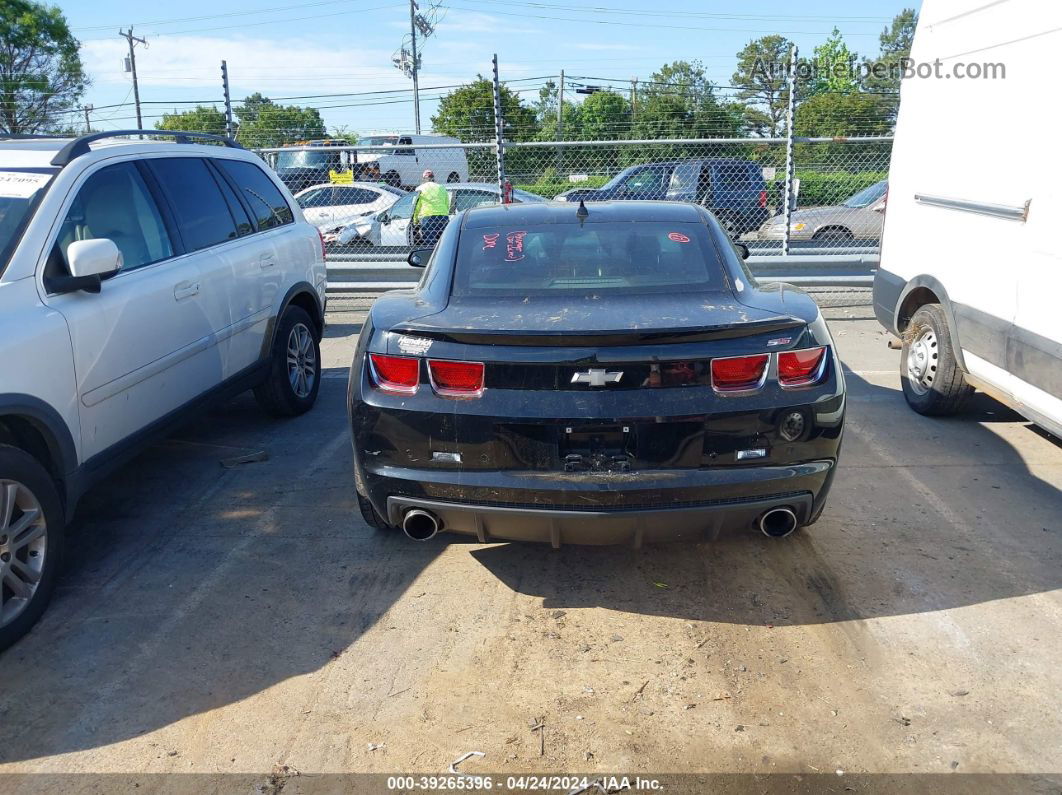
[571, 368, 623, 387]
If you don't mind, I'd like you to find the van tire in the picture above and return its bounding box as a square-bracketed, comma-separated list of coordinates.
[384, 171, 402, 188]
[0, 444, 64, 652]
[900, 303, 973, 415]
[446, 172, 460, 183]
[254, 305, 321, 417]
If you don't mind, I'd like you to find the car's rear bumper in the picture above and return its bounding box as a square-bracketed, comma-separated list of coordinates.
[361, 459, 837, 547]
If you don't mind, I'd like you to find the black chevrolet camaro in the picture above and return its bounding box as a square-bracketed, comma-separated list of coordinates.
[348, 201, 844, 546]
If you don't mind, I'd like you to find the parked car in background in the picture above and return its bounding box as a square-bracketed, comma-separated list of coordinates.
[330, 183, 546, 247]
[349, 200, 844, 546]
[554, 159, 769, 236]
[748, 180, 887, 243]
[873, 0, 1061, 437]
[0, 131, 327, 650]
[356, 135, 469, 190]
[294, 182, 404, 234]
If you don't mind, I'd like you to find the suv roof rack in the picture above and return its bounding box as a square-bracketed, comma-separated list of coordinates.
[51, 130, 243, 167]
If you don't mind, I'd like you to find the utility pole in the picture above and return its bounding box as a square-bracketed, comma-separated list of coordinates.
[409, 0, 421, 134]
[119, 27, 147, 129]
[630, 78, 637, 119]
[221, 60, 234, 138]
[82, 104, 93, 133]
[557, 70, 564, 139]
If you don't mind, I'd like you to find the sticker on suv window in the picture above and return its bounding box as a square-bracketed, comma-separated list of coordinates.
[667, 232, 690, 243]
[0, 171, 51, 198]
[482, 233, 500, 250]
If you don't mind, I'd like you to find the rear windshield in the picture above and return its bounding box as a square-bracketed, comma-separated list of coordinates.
[0, 168, 57, 275]
[453, 221, 724, 296]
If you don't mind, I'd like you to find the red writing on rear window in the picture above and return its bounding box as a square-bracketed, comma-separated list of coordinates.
[482, 233, 500, 250]
[506, 231, 527, 262]
[667, 232, 690, 243]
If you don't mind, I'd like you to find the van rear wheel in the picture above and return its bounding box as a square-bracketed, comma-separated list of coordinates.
[900, 303, 973, 415]
[446, 172, 460, 183]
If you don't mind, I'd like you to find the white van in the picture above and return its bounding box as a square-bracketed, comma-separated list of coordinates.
[357, 134, 468, 190]
[873, 0, 1062, 438]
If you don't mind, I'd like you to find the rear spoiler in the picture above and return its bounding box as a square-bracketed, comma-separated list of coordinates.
[390, 316, 806, 347]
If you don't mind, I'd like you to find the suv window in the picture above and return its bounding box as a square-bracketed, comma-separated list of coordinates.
[56, 162, 173, 272]
[148, 158, 240, 252]
[621, 167, 668, 196]
[218, 160, 294, 230]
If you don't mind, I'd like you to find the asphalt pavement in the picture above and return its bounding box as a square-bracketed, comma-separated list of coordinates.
[0, 299, 1059, 793]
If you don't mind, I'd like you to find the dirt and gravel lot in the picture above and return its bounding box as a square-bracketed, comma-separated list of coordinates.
[1, 298, 1059, 793]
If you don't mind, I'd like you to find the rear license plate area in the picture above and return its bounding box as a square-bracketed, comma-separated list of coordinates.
[561, 425, 633, 472]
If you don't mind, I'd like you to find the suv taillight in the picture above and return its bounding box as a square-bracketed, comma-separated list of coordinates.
[317, 228, 326, 260]
[428, 360, 485, 397]
[778, 347, 827, 387]
[711, 354, 769, 392]
[758, 189, 767, 209]
[369, 354, 419, 394]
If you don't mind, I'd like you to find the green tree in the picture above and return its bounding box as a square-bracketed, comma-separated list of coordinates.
[806, 28, 860, 97]
[579, 91, 630, 140]
[634, 61, 741, 142]
[431, 76, 539, 142]
[862, 9, 918, 120]
[233, 95, 326, 148]
[156, 105, 227, 136]
[329, 125, 358, 145]
[0, 0, 87, 134]
[731, 35, 793, 136]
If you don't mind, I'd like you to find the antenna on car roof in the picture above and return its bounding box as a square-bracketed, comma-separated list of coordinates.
[576, 199, 589, 221]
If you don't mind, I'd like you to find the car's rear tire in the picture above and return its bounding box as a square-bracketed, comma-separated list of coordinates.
[357, 494, 393, 531]
[446, 172, 461, 183]
[900, 303, 973, 415]
[0, 445, 64, 653]
[254, 305, 321, 417]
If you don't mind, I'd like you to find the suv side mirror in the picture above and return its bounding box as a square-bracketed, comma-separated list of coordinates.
[736, 243, 750, 260]
[407, 247, 433, 268]
[50, 239, 123, 295]
[69, 238, 123, 278]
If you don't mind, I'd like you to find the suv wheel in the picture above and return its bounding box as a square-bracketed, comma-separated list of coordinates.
[254, 305, 321, 416]
[0, 445, 64, 652]
[901, 303, 973, 415]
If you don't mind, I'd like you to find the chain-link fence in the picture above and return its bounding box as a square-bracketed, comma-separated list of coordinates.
[255, 135, 885, 307]
[258, 136, 889, 260]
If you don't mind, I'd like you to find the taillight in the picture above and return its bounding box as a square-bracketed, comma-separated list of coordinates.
[428, 359, 485, 397]
[317, 228, 326, 260]
[758, 189, 767, 209]
[778, 347, 827, 387]
[711, 354, 769, 393]
[369, 354, 419, 394]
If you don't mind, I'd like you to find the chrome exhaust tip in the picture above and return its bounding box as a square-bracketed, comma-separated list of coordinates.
[759, 507, 799, 538]
[402, 509, 440, 541]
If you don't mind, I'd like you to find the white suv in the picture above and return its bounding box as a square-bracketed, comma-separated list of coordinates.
[0, 131, 327, 649]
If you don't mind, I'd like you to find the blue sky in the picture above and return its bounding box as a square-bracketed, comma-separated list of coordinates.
[60, 0, 921, 135]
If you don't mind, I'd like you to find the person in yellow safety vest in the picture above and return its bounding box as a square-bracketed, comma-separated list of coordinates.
[412, 169, 451, 246]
